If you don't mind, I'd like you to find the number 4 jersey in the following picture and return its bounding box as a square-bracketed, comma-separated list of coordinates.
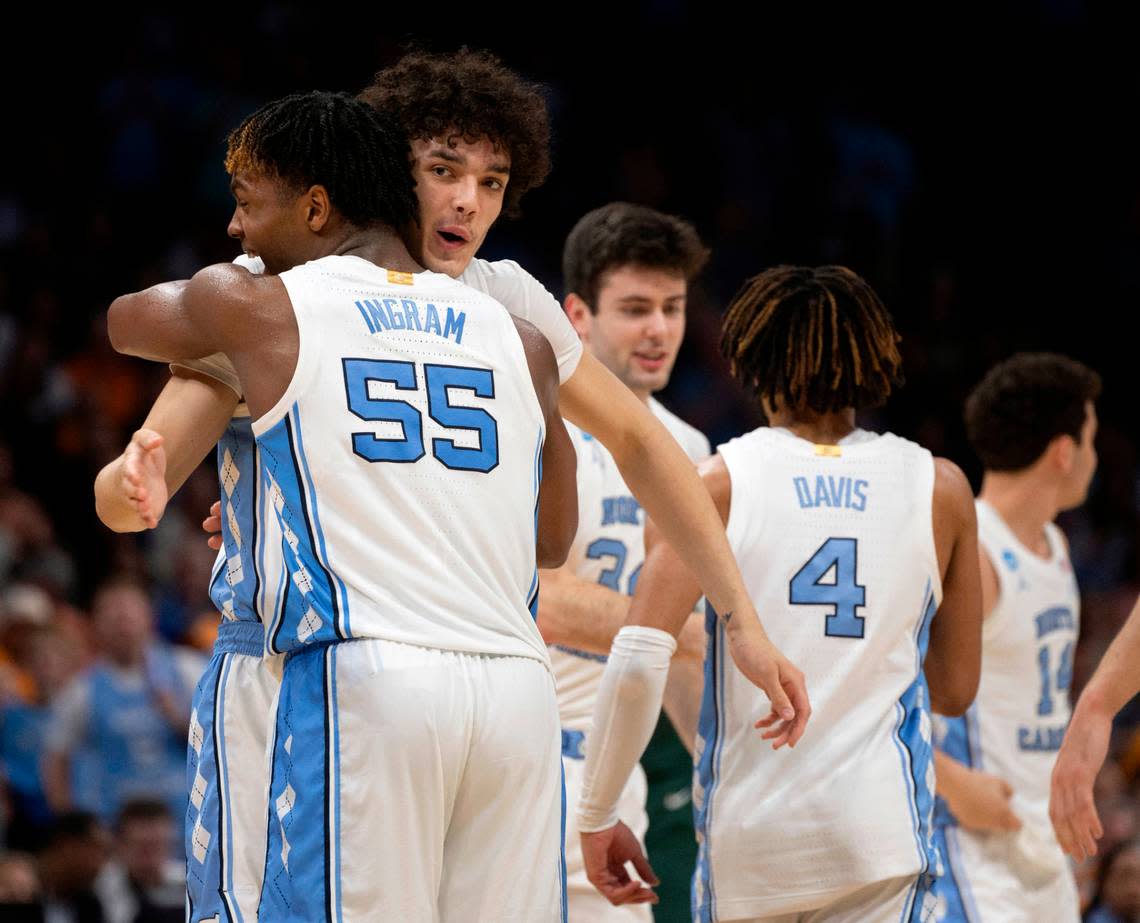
[695, 427, 942, 921]
[250, 255, 547, 663]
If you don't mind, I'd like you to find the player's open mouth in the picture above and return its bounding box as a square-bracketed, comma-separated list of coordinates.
[634, 352, 667, 369]
[436, 227, 470, 251]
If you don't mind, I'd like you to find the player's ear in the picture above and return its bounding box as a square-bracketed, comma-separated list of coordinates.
[303, 185, 332, 233]
[1049, 433, 1076, 476]
[564, 293, 593, 342]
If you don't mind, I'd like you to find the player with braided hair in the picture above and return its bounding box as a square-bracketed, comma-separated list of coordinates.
[106, 89, 580, 922]
[578, 265, 983, 922]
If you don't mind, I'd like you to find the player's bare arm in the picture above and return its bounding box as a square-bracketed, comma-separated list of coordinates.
[108, 263, 297, 421]
[515, 316, 577, 567]
[1051, 593, 1140, 859]
[931, 538, 1021, 829]
[95, 369, 239, 532]
[925, 456, 983, 716]
[933, 749, 1022, 832]
[560, 354, 809, 728]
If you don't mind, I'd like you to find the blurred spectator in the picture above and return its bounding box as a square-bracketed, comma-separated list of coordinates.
[0, 849, 39, 902]
[35, 811, 112, 923]
[1, 622, 79, 850]
[1084, 838, 1140, 923]
[41, 578, 202, 829]
[95, 799, 183, 923]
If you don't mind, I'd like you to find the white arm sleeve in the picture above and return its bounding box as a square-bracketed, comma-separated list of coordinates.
[576, 625, 677, 832]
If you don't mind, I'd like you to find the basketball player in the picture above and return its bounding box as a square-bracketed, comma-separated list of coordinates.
[1052, 594, 1140, 860]
[108, 91, 579, 921]
[577, 265, 984, 922]
[542, 202, 710, 921]
[933, 353, 1100, 922]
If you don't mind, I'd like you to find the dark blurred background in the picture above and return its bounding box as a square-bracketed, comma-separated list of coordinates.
[0, 2, 1138, 918]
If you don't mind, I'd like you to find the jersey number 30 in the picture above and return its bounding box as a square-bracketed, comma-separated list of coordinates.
[343, 359, 498, 473]
[789, 537, 867, 638]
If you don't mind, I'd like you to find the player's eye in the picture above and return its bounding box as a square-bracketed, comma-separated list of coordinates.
[431, 165, 451, 178]
[484, 178, 503, 191]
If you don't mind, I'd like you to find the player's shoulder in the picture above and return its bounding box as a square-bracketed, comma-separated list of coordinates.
[932, 455, 976, 526]
[649, 398, 710, 461]
[460, 258, 553, 304]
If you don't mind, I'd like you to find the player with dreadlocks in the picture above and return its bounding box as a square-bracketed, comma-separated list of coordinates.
[105, 90, 579, 922]
[577, 265, 983, 922]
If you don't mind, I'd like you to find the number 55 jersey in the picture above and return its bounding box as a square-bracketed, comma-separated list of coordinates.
[696, 427, 942, 921]
[252, 255, 547, 662]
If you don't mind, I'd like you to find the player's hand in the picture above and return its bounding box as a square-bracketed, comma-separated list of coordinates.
[1050, 698, 1111, 860]
[951, 768, 1022, 833]
[726, 627, 810, 748]
[122, 429, 167, 529]
[580, 822, 659, 906]
[203, 500, 223, 551]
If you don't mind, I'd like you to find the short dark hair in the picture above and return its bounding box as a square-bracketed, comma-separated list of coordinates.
[360, 49, 550, 217]
[721, 265, 903, 413]
[561, 203, 710, 311]
[965, 353, 1101, 471]
[225, 91, 417, 231]
[115, 798, 172, 834]
[47, 811, 102, 847]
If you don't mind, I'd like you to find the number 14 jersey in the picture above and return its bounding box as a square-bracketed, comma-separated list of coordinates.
[695, 427, 942, 920]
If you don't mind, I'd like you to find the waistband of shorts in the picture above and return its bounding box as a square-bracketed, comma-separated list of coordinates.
[212, 619, 265, 657]
[562, 727, 587, 760]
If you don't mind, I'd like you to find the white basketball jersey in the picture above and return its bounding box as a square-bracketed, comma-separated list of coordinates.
[550, 400, 709, 729]
[694, 427, 942, 920]
[934, 499, 1079, 872]
[250, 255, 547, 663]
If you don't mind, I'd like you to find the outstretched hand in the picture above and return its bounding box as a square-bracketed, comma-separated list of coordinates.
[1050, 701, 1111, 860]
[580, 822, 659, 906]
[121, 429, 168, 529]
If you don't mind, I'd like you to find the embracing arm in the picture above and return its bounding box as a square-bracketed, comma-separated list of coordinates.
[107, 263, 257, 363]
[94, 369, 239, 532]
[563, 359, 751, 618]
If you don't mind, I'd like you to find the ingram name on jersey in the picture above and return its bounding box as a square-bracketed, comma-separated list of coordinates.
[695, 427, 941, 921]
[250, 255, 547, 663]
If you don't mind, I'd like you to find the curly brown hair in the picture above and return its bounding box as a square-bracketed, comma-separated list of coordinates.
[360, 48, 551, 218]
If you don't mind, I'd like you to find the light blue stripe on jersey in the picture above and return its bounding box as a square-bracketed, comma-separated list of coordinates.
[210, 417, 262, 623]
[933, 704, 984, 829]
[260, 644, 335, 922]
[186, 651, 243, 923]
[693, 602, 727, 923]
[326, 645, 343, 923]
[890, 582, 940, 878]
[257, 406, 343, 654]
[292, 406, 351, 638]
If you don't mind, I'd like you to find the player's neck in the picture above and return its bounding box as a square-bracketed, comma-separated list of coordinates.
[979, 471, 1061, 559]
[330, 225, 422, 274]
[766, 406, 856, 445]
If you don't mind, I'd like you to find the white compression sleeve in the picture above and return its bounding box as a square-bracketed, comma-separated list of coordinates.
[576, 625, 677, 833]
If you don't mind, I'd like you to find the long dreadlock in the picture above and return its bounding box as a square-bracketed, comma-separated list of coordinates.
[720, 265, 903, 413]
